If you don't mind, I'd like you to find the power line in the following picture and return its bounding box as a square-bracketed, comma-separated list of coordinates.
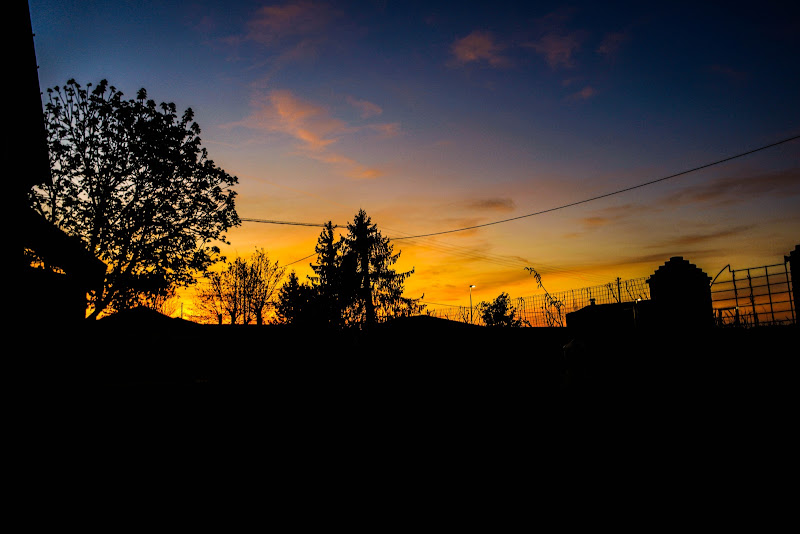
[239, 134, 798, 280]
[285, 252, 317, 266]
[390, 134, 800, 240]
[240, 218, 336, 228]
[378, 224, 615, 284]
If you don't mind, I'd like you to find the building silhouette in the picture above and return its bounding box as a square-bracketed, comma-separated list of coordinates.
[22, 3, 106, 323]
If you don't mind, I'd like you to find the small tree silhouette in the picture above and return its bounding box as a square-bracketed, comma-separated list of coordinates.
[479, 292, 523, 328]
[193, 249, 284, 324]
[275, 271, 316, 326]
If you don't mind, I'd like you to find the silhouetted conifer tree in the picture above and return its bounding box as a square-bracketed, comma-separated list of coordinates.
[308, 221, 351, 328]
[343, 209, 422, 327]
[276, 271, 315, 326]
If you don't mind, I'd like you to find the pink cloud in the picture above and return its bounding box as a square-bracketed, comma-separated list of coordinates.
[347, 96, 383, 118]
[368, 122, 401, 138]
[245, 1, 335, 46]
[225, 89, 388, 179]
[597, 32, 628, 58]
[451, 30, 509, 67]
[567, 85, 596, 101]
[267, 90, 347, 151]
[529, 32, 583, 68]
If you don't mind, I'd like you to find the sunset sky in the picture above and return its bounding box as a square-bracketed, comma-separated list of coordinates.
[29, 1, 799, 313]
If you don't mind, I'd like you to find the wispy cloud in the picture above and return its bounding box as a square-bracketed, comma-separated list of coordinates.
[662, 169, 800, 207]
[268, 89, 346, 151]
[466, 198, 516, 212]
[347, 96, 383, 118]
[647, 226, 755, 248]
[597, 31, 628, 58]
[618, 249, 724, 268]
[368, 122, 401, 138]
[451, 30, 510, 67]
[226, 89, 386, 179]
[245, 1, 336, 47]
[579, 203, 651, 229]
[222, 1, 342, 65]
[527, 32, 584, 68]
[567, 85, 596, 100]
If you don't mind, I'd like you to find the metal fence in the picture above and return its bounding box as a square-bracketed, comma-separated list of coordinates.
[426, 277, 651, 327]
[425, 258, 797, 328]
[710, 262, 795, 327]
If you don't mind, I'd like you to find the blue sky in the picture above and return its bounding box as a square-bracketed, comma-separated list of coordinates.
[29, 0, 800, 307]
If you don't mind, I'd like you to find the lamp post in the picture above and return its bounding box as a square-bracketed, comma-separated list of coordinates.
[469, 285, 476, 324]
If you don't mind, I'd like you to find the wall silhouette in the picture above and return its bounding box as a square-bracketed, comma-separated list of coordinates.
[23, 4, 106, 323]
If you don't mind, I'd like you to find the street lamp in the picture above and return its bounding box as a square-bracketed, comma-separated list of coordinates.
[469, 285, 476, 324]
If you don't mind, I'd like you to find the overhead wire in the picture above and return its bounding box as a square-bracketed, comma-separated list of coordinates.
[377, 223, 614, 284]
[285, 252, 317, 267]
[239, 134, 799, 280]
[240, 218, 336, 228]
[388, 134, 800, 240]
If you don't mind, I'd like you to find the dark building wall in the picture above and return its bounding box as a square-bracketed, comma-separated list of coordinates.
[24, 268, 88, 323]
[23, 4, 106, 323]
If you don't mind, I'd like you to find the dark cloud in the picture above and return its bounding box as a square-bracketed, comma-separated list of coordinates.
[579, 203, 652, 228]
[615, 248, 726, 269]
[527, 31, 585, 69]
[646, 226, 755, 248]
[597, 31, 629, 58]
[467, 198, 516, 212]
[709, 64, 748, 82]
[450, 30, 511, 68]
[663, 168, 800, 207]
[566, 85, 596, 101]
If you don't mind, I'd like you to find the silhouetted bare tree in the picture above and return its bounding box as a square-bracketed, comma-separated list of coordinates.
[194, 272, 226, 325]
[194, 250, 285, 324]
[248, 249, 286, 325]
[143, 289, 179, 317]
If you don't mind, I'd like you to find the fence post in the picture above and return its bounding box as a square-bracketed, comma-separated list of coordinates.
[765, 266, 775, 324]
[747, 268, 759, 327]
[732, 269, 740, 326]
[787, 245, 798, 324]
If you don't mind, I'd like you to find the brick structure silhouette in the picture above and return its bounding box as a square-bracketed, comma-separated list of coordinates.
[646, 257, 713, 330]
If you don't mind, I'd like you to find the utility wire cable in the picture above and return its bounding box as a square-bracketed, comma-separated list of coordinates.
[285, 252, 317, 266]
[241, 218, 337, 228]
[390, 134, 800, 240]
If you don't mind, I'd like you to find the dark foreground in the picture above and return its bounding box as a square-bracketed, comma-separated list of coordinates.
[30, 311, 796, 406]
[22, 311, 795, 515]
